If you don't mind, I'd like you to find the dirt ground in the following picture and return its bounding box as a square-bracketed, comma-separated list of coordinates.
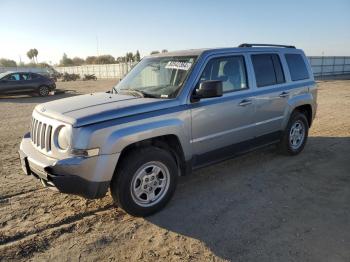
[0, 79, 349, 262]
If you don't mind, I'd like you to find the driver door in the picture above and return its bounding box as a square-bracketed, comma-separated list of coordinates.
[190, 54, 256, 165]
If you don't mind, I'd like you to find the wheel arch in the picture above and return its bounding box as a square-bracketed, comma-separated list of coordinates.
[294, 104, 312, 127]
[114, 134, 188, 180]
[284, 93, 314, 129]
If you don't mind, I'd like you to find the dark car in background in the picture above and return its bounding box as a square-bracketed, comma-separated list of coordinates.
[0, 72, 56, 96]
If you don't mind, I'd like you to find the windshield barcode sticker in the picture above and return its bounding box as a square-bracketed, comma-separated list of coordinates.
[165, 61, 192, 71]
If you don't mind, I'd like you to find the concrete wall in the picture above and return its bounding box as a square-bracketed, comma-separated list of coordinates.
[2, 56, 350, 79]
[54, 57, 350, 79]
[54, 63, 136, 79]
[308, 56, 350, 77]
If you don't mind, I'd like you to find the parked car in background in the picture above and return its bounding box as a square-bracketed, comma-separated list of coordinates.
[0, 72, 56, 96]
[19, 44, 317, 216]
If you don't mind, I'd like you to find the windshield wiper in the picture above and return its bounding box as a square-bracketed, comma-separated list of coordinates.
[133, 89, 159, 98]
[118, 88, 158, 98]
[119, 89, 144, 98]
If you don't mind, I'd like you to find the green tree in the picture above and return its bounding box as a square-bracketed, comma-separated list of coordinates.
[0, 58, 17, 67]
[26, 48, 39, 63]
[116, 56, 125, 63]
[59, 53, 74, 66]
[125, 52, 134, 62]
[95, 55, 115, 64]
[86, 56, 97, 64]
[161, 49, 168, 53]
[72, 57, 85, 66]
[32, 48, 38, 63]
[134, 50, 141, 62]
[27, 49, 34, 62]
[150, 50, 160, 55]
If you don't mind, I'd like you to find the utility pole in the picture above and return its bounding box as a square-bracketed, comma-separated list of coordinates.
[96, 36, 100, 56]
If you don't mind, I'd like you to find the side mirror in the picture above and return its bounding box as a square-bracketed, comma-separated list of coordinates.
[192, 80, 223, 101]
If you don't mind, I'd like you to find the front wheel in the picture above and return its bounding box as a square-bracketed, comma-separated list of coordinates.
[38, 85, 50, 97]
[279, 111, 309, 155]
[111, 147, 178, 217]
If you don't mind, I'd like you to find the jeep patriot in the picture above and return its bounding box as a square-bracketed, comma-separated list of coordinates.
[19, 44, 317, 216]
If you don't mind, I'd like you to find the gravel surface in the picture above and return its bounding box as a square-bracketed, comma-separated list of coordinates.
[0, 79, 349, 262]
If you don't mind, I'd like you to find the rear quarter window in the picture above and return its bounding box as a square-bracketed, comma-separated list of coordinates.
[285, 54, 309, 81]
[31, 73, 40, 79]
[251, 54, 285, 87]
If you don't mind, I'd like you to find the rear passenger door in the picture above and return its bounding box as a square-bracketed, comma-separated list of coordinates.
[250, 53, 288, 135]
[19, 73, 36, 91]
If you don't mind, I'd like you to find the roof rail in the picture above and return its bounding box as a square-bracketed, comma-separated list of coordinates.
[238, 43, 296, 48]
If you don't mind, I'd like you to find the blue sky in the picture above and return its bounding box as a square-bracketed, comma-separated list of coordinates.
[0, 0, 349, 64]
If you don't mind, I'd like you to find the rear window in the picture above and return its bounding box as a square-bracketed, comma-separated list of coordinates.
[285, 54, 309, 81]
[31, 73, 40, 79]
[252, 54, 285, 87]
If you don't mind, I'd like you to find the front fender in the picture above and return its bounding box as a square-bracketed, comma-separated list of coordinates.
[101, 118, 191, 159]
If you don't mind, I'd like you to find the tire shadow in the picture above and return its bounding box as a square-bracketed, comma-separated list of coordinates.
[146, 137, 350, 261]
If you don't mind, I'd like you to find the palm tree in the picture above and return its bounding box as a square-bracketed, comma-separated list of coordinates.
[26, 48, 39, 63]
[27, 49, 34, 63]
[33, 49, 38, 63]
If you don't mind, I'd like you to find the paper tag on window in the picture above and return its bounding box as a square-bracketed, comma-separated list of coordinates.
[165, 61, 192, 71]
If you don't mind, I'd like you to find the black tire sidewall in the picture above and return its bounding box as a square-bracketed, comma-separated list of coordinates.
[282, 111, 309, 155]
[111, 147, 178, 217]
[38, 86, 49, 96]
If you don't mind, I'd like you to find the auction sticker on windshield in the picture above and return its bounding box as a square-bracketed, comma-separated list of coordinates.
[165, 61, 192, 71]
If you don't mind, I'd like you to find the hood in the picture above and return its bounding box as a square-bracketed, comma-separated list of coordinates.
[35, 92, 178, 127]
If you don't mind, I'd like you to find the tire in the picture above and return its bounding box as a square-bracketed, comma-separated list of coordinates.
[111, 147, 178, 217]
[279, 111, 309, 155]
[38, 85, 50, 97]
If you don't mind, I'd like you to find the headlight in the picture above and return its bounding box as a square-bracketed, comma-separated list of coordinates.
[57, 126, 70, 150]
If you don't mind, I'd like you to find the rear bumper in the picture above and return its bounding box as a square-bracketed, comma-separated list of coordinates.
[18, 132, 118, 199]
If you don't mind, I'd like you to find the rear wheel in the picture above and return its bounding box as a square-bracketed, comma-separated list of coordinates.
[38, 85, 50, 97]
[111, 147, 178, 217]
[279, 111, 309, 155]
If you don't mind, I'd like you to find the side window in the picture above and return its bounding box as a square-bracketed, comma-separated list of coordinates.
[252, 54, 285, 87]
[21, 73, 31, 80]
[199, 56, 248, 93]
[285, 54, 309, 81]
[8, 73, 21, 81]
[31, 73, 39, 79]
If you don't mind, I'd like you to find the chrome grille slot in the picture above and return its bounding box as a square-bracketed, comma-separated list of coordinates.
[37, 122, 42, 147]
[33, 120, 38, 145]
[41, 124, 46, 149]
[30, 116, 53, 152]
[46, 126, 52, 151]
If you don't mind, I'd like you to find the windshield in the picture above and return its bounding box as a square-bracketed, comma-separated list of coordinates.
[0, 72, 9, 79]
[114, 56, 197, 98]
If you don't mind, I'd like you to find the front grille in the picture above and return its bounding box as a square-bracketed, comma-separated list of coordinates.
[31, 117, 53, 151]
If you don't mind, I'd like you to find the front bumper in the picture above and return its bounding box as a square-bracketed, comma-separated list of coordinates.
[18, 132, 119, 199]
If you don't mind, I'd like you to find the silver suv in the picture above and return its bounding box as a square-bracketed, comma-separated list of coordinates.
[19, 44, 317, 216]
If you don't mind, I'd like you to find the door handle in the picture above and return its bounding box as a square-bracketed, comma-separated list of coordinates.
[239, 99, 252, 106]
[279, 91, 289, 98]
